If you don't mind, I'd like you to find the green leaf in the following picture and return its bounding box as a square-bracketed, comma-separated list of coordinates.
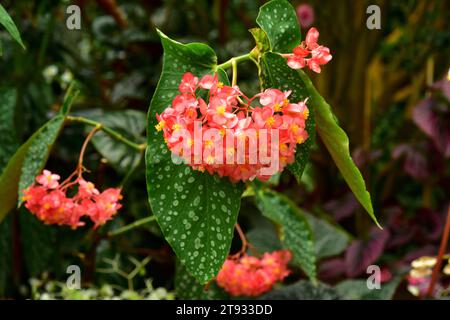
[296, 69, 380, 227]
[17, 116, 65, 206]
[261, 280, 340, 300]
[146, 30, 244, 284]
[19, 210, 58, 276]
[255, 189, 316, 280]
[175, 261, 228, 300]
[303, 211, 350, 259]
[336, 277, 402, 300]
[76, 109, 146, 174]
[256, 0, 301, 53]
[0, 87, 18, 171]
[17, 87, 78, 205]
[0, 87, 78, 222]
[260, 52, 315, 182]
[249, 27, 270, 54]
[0, 4, 25, 50]
[246, 223, 282, 254]
[0, 215, 13, 296]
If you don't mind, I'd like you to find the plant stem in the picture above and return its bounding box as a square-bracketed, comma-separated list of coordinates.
[108, 216, 157, 237]
[426, 203, 450, 297]
[217, 53, 252, 70]
[78, 125, 101, 174]
[231, 58, 237, 87]
[66, 115, 146, 152]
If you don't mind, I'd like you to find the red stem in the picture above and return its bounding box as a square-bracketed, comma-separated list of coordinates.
[426, 203, 450, 297]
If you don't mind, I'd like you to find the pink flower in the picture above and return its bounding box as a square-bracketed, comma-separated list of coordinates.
[23, 171, 122, 230]
[79, 179, 100, 196]
[296, 4, 315, 29]
[216, 250, 292, 296]
[36, 170, 60, 189]
[90, 188, 122, 228]
[252, 106, 283, 129]
[199, 74, 218, 90]
[178, 72, 198, 94]
[156, 72, 310, 182]
[258, 89, 291, 111]
[285, 27, 332, 73]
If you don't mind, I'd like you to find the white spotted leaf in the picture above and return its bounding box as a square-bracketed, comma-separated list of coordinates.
[260, 52, 315, 182]
[146, 30, 244, 284]
[0, 85, 78, 222]
[256, 0, 301, 53]
[255, 188, 317, 281]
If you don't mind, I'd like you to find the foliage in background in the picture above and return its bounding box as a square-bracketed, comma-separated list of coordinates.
[0, 0, 448, 300]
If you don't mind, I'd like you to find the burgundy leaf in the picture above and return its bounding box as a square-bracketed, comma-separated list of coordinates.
[401, 245, 437, 265]
[345, 227, 390, 278]
[413, 208, 444, 242]
[318, 258, 347, 280]
[323, 193, 358, 221]
[392, 143, 429, 180]
[412, 98, 450, 157]
[431, 77, 450, 101]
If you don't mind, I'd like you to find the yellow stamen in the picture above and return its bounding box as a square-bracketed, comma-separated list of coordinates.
[303, 108, 309, 119]
[205, 155, 215, 165]
[216, 106, 226, 115]
[266, 116, 275, 126]
[273, 103, 282, 112]
[296, 136, 305, 144]
[290, 124, 299, 134]
[172, 123, 182, 131]
[155, 120, 166, 131]
[204, 139, 213, 148]
[226, 148, 235, 156]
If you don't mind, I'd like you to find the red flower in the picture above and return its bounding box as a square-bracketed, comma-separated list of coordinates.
[156, 72, 311, 182]
[285, 27, 332, 73]
[23, 170, 122, 229]
[216, 250, 292, 296]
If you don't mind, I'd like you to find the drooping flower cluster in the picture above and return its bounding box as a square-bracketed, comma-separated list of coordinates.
[156, 72, 310, 182]
[216, 250, 292, 296]
[23, 170, 122, 229]
[285, 27, 332, 73]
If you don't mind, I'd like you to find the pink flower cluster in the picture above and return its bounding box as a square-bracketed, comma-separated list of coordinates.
[216, 250, 292, 297]
[156, 72, 310, 182]
[23, 170, 122, 229]
[285, 27, 332, 73]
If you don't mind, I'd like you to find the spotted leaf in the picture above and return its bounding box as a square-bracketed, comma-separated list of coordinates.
[255, 188, 317, 280]
[260, 52, 315, 182]
[256, 0, 301, 53]
[146, 30, 244, 284]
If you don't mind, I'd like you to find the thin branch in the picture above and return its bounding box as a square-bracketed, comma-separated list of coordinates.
[108, 216, 157, 237]
[66, 116, 146, 152]
[217, 53, 252, 70]
[426, 204, 450, 297]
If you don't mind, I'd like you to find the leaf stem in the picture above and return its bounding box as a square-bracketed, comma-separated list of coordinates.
[108, 216, 157, 237]
[426, 203, 450, 297]
[65, 115, 146, 152]
[77, 125, 101, 175]
[231, 58, 237, 87]
[217, 53, 252, 70]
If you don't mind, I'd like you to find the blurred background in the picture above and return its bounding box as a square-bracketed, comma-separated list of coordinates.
[0, 0, 449, 299]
